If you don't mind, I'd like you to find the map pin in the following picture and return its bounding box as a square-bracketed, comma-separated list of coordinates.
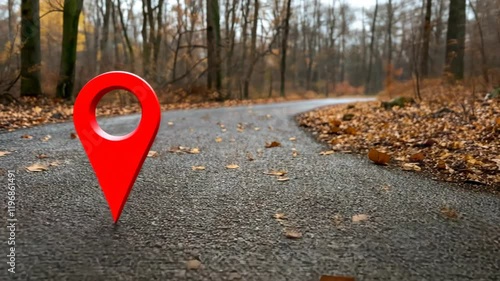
[73, 71, 161, 223]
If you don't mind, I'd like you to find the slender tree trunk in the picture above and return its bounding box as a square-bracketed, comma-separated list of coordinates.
[117, 0, 135, 71]
[280, 0, 292, 97]
[206, 0, 222, 93]
[141, 0, 151, 77]
[100, 0, 111, 72]
[20, 0, 42, 97]
[225, 0, 237, 97]
[420, 0, 432, 78]
[468, 0, 489, 84]
[56, 0, 84, 100]
[365, 0, 378, 94]
[8, 0, 14, 41]
[444, 0, 466, 80]
[243, 0, 259, 99]
[111, 2, 120, 67]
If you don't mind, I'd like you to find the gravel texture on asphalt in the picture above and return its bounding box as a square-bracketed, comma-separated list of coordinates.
[1, 98, 499, 281]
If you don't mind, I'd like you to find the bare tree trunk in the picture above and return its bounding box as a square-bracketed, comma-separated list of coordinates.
[153, 0, 164, 82]
[444, 0, 466, 81]
[420, 0, 432, 78]
[117, 0, 135, 71]
[468, 0, 489, 85]
[280, 0, 292, 97]
[239, 0, 250, 99]
[243, 0, 259, 99]
[206, 0, 222, 93]
[56, 0, 84, 100]
[20, 0, 42, 97]
[111, 2, 121, 67]
[225, 0, 238, 97]
[7, 0, 14, 41]
[339, 4, 347, 83]
[100, 0, 111, 72]
[141, 0, 151, 77]
[365, 0, 378, 94]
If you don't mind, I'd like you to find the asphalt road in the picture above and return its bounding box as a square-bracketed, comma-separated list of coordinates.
[1, 98, 499, 281]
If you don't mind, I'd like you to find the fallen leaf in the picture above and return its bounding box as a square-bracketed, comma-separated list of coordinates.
[320, 150, 334, 156]
[226, 164, 240, 169]
[264, 170, 287, 176]
[409, 152, 425, 162]
[441, 206, 459, 219]
[277, 177, 290, 182]
[0, 151, 11, 157]
[344, 126, 357, 135]
[189, 147, 200, 154]
[147, 151, 159, 158]
[273, 213, 287, 220]
[254, 127, 261, 131]
[41, 135, 52, 142]
[436, 160, 447, 170]
[21, 134, 33, 139]
[368, 148, 391, 165]
[329, 119, 342, 127]
[402, 163, 422, 172]
[192, 166, 206, 171]
[265, 141, 281, 148]
[167, 121, 174, 126]
[289, 137, 297, 141]
[246, 152, 255, 161]
[49, 161, 61, 167]
[26, 163, 49, 172]
[70, 133, 78, 139]
[33, 106, 42, 114]
[37, 154, 49, 159]
[292, 148, 299, 157]
[186, 259, 202, 270]
[215, 137, 223, 143]
[332, 214, 343, 226]
[352, 214, 369, 223]
[284, 229, 302, 239]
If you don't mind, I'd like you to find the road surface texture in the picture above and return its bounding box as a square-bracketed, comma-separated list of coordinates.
[1, 98, 499, 281]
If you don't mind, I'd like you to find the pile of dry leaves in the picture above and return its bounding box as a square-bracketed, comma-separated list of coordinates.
[297, 97, 499, 190]
[0, 96, 310, 131]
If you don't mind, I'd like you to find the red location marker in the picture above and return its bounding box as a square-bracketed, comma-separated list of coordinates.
[73, 71, 161, 223]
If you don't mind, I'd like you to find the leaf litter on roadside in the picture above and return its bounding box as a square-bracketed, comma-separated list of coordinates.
[352, 214, 369, 223]
[265, 141, 281, 148]
[168, 146, 201, 154]
[368, 148, 391, 165]
[147, 151, 159, 158]
[0, 151, 11, 157]
[441, 206, 459, 219]
[192, 166, 206, 171]
[284, 229, 302, 239]
[26, 163, 49, 172]
[226, 164, 240, 169]
[297, 97, 500, 187]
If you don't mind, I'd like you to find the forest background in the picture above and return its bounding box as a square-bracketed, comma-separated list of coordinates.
[0, 0, 499, 104]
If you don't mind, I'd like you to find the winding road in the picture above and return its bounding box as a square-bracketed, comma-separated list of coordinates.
[1, 98, 499, 281]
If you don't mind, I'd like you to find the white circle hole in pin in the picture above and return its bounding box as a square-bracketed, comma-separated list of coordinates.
[95, 90, 142, 137]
